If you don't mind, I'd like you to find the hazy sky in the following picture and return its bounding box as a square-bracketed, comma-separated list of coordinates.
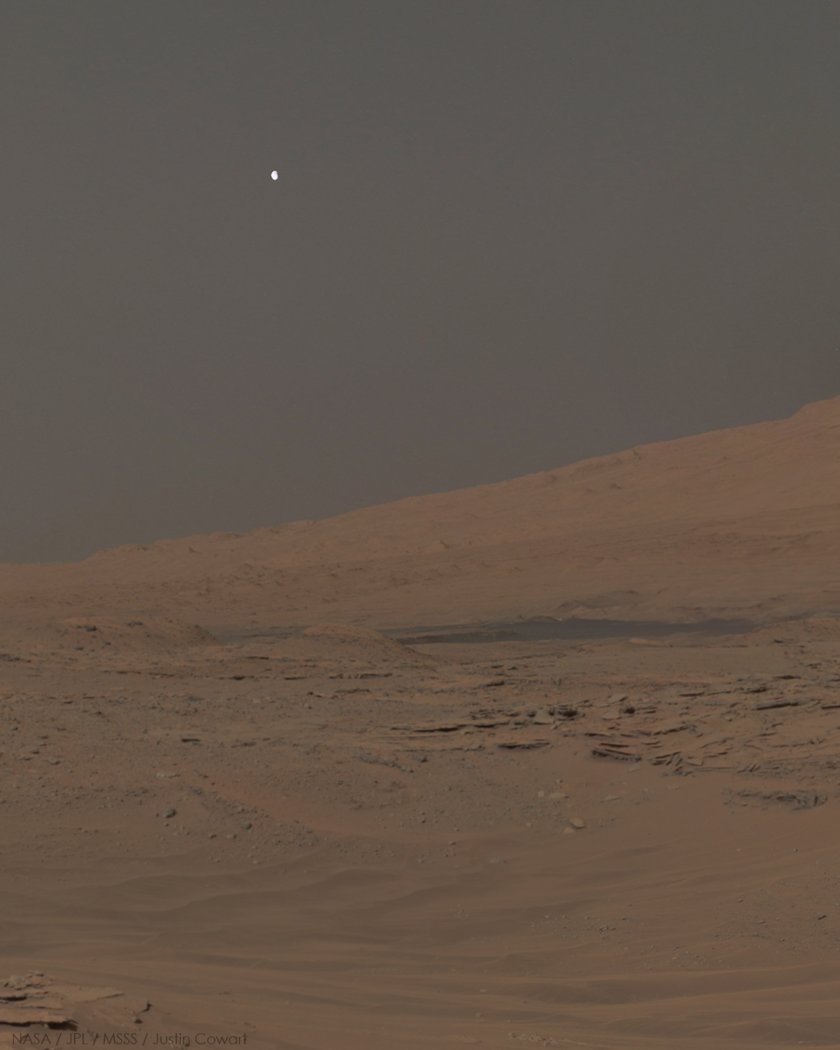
[3, 1, 840, 562]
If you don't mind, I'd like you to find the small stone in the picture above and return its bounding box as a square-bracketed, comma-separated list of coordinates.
[163, 807, 177, 819]
[562, 826, 576, 836]
[569, 817, 586, 830]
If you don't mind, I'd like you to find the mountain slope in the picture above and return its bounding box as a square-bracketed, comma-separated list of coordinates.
[3, 396, 840, 629]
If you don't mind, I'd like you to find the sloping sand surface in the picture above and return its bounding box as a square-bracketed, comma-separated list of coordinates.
[4, 396, 840, 632]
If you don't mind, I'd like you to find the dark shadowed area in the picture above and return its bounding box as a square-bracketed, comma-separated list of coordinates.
[2, 0, 840, 561]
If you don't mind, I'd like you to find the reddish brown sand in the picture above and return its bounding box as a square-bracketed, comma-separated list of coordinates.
[3, 399, 840, 1048]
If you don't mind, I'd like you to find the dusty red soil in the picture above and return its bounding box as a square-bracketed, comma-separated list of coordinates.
[3, 399, 840, 1047]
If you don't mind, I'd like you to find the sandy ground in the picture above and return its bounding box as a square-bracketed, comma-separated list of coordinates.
[3, 616, 840, 1048]
[4, 398, 840, 1047]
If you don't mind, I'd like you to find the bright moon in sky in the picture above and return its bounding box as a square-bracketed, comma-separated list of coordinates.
[270, 170, 279, 181]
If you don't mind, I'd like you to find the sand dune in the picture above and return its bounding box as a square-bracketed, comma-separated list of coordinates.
[4, 617, 840, 1047]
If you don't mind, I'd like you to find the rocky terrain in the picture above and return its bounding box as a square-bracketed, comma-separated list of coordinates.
[3, 399, 840, 1047]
